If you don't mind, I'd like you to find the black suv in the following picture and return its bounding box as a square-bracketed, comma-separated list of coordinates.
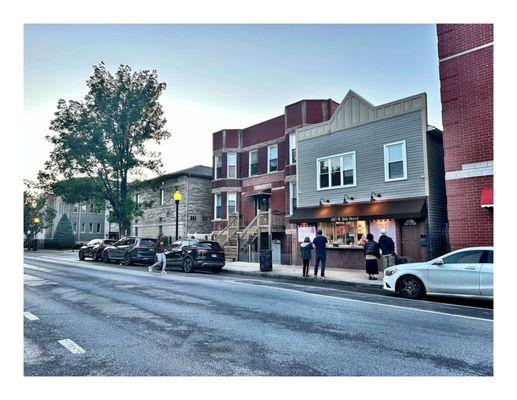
[165, 240, 225, 273]
[79, 239, 116, 261]
[102, 237, 156, 266]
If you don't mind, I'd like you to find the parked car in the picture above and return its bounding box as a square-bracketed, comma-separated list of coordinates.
[78, 239, 116, 261]
[383, 246, 493, 300]
[164, 239, 225, 273]
[102, 237, 156, 266]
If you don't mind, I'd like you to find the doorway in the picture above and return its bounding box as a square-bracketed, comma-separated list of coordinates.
[401, 220, 422, 261]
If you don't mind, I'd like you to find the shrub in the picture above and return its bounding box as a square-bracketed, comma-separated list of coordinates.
[53, 214, 75, 249]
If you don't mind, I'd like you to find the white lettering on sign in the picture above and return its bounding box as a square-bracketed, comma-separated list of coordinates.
[330, 216, 359, 222]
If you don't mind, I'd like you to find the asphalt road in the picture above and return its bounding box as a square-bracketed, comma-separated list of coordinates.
[24, 251, 493, 376]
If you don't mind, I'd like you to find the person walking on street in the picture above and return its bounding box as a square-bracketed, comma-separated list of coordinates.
[300, 237, 313, 278]
[378, 228, 395, 270]
[149, 233, 167, 274]
[364, 233, 380, 280]
[313, 229, 328, 278]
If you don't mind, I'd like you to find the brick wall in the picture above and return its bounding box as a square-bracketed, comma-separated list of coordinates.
[437, 24, 493, 250]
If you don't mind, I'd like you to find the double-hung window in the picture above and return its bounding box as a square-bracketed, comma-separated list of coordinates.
[227, 192, 237, 216]
[384, 141, 407, 181]
[289, 182, 297, 215]
[227, 153, 237, 178]
[249, 150, 258, 176]
[317, 152, 356, 190]
[214, 155, 222, 180]
[289, 133, 296, 164]
[268, 144, 278, 173]
[214, 193, 222, 219]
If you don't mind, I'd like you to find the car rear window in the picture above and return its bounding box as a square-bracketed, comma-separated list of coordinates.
[139, 239, 156, 247]
[196, 242, 222, 250]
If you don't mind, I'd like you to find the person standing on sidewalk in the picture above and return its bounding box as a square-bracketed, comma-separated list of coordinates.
[300, 237, 313, 278]
[364, 233, 380, 280]
[378, 228, 395, 270]
[149, 233, 167, 274]
[312, 229, 328, 278]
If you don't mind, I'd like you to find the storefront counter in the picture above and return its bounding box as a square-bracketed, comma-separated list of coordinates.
[323, 246, 369, 270]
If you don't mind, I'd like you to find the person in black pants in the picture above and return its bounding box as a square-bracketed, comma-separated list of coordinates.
[300, 237, 313, 277]
[313, 229, 328, 278]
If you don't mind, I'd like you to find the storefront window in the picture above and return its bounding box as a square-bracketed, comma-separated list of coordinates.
[318, 220, 367, 247]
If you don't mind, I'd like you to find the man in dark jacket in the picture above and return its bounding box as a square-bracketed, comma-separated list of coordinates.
[312, 229, 328, 278]
[378, 228, 395, 270]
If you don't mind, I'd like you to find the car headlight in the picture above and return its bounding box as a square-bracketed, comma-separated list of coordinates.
[385, 268, 398, 277]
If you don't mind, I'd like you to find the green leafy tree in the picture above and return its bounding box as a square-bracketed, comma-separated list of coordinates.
[24, 182, 57, 249]
[53, 214, 75, 249]
[39, 62, 171, 235]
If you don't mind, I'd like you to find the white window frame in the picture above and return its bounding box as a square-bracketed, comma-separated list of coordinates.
[249, 149, 258, 177]
[227, 192, 237, 216]
[81, 203, 87, 213]
[214, 155, 222, 180]
[73, 204, 79, 213]
[81, 222, 85, 233]
[160, 189, 164, 206]
[316, 151, 357, 190]
[384, 140, 408, 182]
[135, 194, 140, 204]
[268, 144, 278, 173]
[289, 133, 296, 165]
[214, 193, 222, 220]
[227, 152, 237, 179]
[289, 182, 297, 216]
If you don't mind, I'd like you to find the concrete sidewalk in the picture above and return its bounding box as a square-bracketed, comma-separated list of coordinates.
[222, 261, 384, 288]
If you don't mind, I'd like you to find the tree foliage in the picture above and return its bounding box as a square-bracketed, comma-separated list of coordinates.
[53, 214, 75, 249]
[23, 181, 57, 240]
[39, 62, 171, 234]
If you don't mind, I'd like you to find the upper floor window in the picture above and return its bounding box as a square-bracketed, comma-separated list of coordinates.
[81, 203, 87, 213]
[317, 152, 356, 190]
[227, 192, 237, 216]
[384, 141, 407, 181]
[73, 204, 79, 213]
[227, 153, 237, 179]
[160, 189, 164, 206]
[135, 194, 140, 204]
[214, 155, 222, 179]
[249, 150, 258, 176]
[89, 203, 95, 213]
[268, 144, 278, 173]
[96, 223, 101, 233]
[289, 182, 297, 215]
[89, 223, 93, 233]
[289, 133, 296, 164]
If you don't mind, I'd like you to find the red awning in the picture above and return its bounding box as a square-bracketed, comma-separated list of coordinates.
[480, 187, 493, 208]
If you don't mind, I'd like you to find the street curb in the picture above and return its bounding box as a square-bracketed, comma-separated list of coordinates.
[220, 268, 383, 289]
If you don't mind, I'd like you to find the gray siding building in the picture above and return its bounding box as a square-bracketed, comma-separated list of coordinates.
[131, 165, 213, 241]
[43, 195, 109, 243]
[290, 91, 447, 268]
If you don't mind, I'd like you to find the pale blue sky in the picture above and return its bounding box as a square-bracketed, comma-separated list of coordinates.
[24, 24, 442, 180]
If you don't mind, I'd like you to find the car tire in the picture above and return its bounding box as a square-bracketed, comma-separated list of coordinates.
[123, 252, 133, 266]
[78, 251, 85, 261]
[102, 251, 111, 264]
[397, 275, 425, 299]
[182, 257, 195, 273]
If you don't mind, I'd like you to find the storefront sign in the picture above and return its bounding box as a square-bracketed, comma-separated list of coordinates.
[330, 216, 359, 222]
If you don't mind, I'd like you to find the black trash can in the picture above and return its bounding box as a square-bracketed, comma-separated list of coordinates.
[259, 249, 273, 271]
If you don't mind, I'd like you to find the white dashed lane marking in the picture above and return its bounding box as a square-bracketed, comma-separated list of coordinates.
[58, 339, 86, 354]
[24, 312, 40, 321]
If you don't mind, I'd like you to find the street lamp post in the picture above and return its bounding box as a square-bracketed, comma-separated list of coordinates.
[33, 216, 40, 251]
[173, 188, 182, 240]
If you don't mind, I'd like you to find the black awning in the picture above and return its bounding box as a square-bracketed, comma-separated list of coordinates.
[245, 188, 272, 197]
[289, 197, 427, 223]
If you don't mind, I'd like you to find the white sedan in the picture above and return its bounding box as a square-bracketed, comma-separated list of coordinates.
[383, 246, 493, 300]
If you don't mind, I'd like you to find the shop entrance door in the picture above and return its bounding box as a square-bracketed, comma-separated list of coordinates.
[401, 221, 421, 261]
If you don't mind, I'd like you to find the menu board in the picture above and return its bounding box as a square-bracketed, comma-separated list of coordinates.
[297, 226, 317, 243]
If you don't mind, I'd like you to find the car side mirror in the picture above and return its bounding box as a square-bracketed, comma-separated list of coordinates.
[433, 259, 444, 266]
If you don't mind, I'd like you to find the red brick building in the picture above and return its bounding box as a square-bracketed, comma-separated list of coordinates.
[212, 99, 338, 262]
[437, 24, 493, 250]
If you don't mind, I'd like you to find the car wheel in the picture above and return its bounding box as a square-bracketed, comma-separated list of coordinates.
[123, 252, 133, 266]
[78, 251, 85, 261]
[182, 257, 194, 273]
[397, 275, 425, 299]
[102, 251, 110, 264]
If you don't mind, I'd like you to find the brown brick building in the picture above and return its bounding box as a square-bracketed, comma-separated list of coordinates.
[437, 24, 493, 250]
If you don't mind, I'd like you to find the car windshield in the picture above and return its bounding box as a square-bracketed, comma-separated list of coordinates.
[196, 242, 222, 250]
[139, 239, 155, 247]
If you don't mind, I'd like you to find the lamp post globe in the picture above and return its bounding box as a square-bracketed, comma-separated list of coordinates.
[173, 189, 182, 240]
